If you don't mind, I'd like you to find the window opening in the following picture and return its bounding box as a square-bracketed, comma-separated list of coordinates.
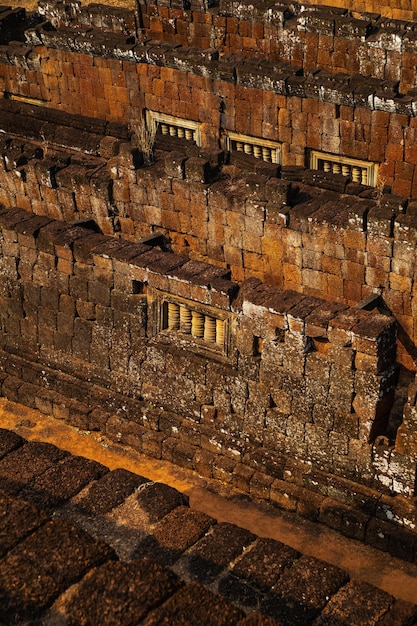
[225, 131, 282, 164]
[164, 300, 225, 347]
[146, 111, 201, 146]
[4, 92, 47, 106]
[310, 150, 377, 187]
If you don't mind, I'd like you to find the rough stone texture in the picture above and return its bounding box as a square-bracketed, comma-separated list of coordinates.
[0, 518, 116, 622]
[0, 207, 416, 557]
[174, 522, 257, 585]
[18, 455, 109, 512]
[1, 30, 417, 372]
[142, 583, 246, 626]
[226, 538, 301, 593]
[0, 489, 49, 558]
[0, 440, 69, 495]
[134, 482, 188, 523]
[218, 538, 302, 610]
[75, 467, 148, 515]
[0, 426, 24, 459]
[0, 428, 414, 625]
[261, 556, 350, 624]
[133, 505, 215, 565]
[56, 560, 184, 626]
[3, 0, 417, 579]
[312, 580, 395, 626]
[0, 91, 416, 363]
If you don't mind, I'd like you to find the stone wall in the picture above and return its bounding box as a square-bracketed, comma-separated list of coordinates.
[36, 0, 417, 95]
[2, 101, 417, 368]
[4, 5, 417, 199]
[2, 205, 417, 559]
[2, 0, 417, 560]
[289, 0, 417, 22]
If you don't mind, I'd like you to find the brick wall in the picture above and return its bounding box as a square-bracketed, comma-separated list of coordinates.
[2, 108, 417, 368]
[36, 0, 417, 93]
[143, 7, 417, 98]
[1, 206, 416, 518]
[295, 0, 417, 22]
[2, 0, 417, 550]
[3, 26, 417, 197]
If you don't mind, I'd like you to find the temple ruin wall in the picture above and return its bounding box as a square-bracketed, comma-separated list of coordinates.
[1, 118, 417, 368]
[1, 206, 417, 561]
[2, 0, 417, 561]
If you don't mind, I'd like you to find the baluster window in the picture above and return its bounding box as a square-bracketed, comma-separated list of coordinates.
[146, 111, 201, 146]
[161, 298, 228, 352]
[225, 131, 281, 164]
[310, 150, 377, 187]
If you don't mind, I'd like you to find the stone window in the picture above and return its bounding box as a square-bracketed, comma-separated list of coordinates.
[149, 290, 231, 356]
[309, 150, 378, 186]
[224, 131, 282, 164]
[163, 300, 226, 346]
[146, 111, 201, 146]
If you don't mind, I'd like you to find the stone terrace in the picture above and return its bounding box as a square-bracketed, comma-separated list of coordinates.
[2, 0, 417, 603]
[1, 424, 417, 625]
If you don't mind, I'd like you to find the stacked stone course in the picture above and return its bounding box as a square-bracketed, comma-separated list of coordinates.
[2, 0, 417, 557]
[2, 205, 417, 560]
[3, 98, 417, 366]
[6, 3, 417, 190]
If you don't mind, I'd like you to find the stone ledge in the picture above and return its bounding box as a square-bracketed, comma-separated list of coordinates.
[0, 99, 129, 159]
[4, 129, 416, 245]
[32, 0, 417, 45]
[1, 24, 416, 114]
[2, 372, 417, 568]
[0, 206, 399, 335]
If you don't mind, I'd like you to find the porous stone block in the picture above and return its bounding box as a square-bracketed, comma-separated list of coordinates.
[314, 581, 394, 626]
[0, 441, 69, 496]
[146, 582, 245, 625]
[0, 519, 115, 622]
[261, 555, 349, 624]
[0, 428, 24, 460]
[54, 560, 183, 626]
[175, 522, 256, 585]
[18, 455, 108, 512]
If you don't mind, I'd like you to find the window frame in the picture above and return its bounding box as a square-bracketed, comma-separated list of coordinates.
[224, 131, 282, 164]
[146, 111, 201, 146]
[309, 150, 378, 187]
[148, 288, 233, 359]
